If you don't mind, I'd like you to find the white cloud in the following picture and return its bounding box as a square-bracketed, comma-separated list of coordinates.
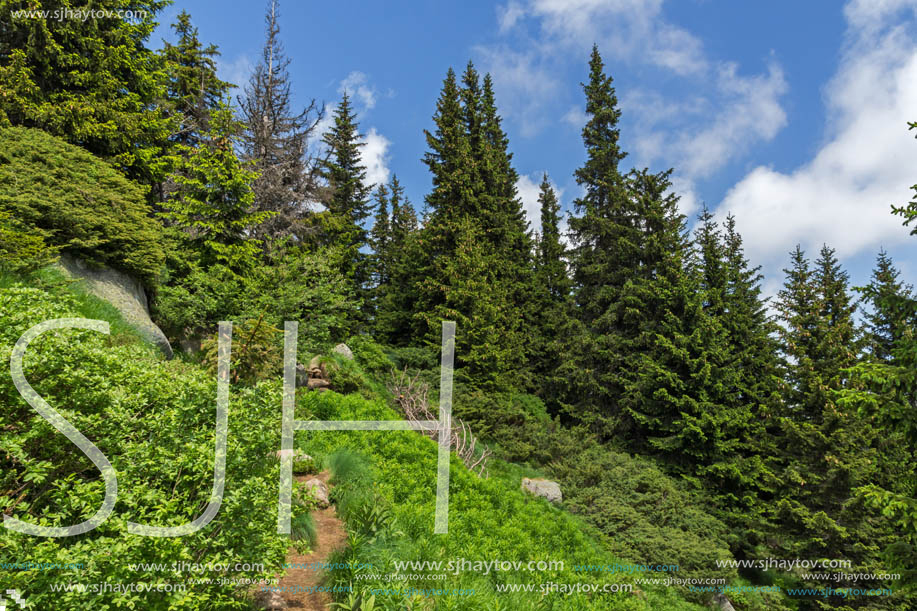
[677, 61, 787, 179]
[485, 0, 788, 184]
[362, 128, 391, 187]
[716, 1, 917, 272]
[498, 0, 526, 32]
[516, 0, 706, 77]
[474, 46, 561, 137]
[216, 54, 253, 93]
[561, 105, 587, 129]
[339, 71, 377, 111]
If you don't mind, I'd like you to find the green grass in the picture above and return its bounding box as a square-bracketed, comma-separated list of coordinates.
[294, 390, 712, 611]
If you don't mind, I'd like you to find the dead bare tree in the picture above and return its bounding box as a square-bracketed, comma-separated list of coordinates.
[388, 368, 491, 477]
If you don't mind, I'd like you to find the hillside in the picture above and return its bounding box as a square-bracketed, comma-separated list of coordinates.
[0, 272, 784, 610]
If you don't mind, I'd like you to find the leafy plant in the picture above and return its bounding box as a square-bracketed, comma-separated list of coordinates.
[292, 455, 317, 475]
[200, 313, 282, 384]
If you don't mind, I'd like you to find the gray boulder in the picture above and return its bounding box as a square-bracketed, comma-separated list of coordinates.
[55, 254, 173, 358]
[253, 589, 285, 610]
[295, 363, 309, 387]
[302, 478, 330, 508]
[331, 343, 354, 360]
[712, 593, 736, 611]
[521, 477, 562, 503]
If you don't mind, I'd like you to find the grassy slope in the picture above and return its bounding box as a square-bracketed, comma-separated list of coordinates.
[295, 389, 708, 610]
[1, 272, 782, 610]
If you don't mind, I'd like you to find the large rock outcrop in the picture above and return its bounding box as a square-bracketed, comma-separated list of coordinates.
[56, 254, 173, 358]
[521, 478, 562, 503]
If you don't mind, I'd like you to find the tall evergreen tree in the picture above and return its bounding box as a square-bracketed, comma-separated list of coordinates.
[770, 244, 888, 597]
[161, 11, 232, 149]
[860, 249, 915, 363]
[775, 246, 821, 418]
[692, 210, 781, 550]
[370, 184, 391, 289]
[161, 103, 271, 270]
[376, 176, 419, 345]
[238, 0, 322, 241]
[557, 45, 639, 436]
[536, 174, 569, 300]
[321, 92, 372, 297]
[531, 174, 571, 382]
[413, 64, 531, 389]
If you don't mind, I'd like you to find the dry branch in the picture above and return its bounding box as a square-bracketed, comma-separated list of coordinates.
[388, 368, 491, 478]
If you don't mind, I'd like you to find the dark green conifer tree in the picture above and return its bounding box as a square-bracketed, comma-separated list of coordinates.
[860, 249, 915, 363]
[413, 64, 531, 389]
[376, 176, 419, 345]
[0, 0, 173, 182]
[161, 11, 232, 149]
[557, 45, 639, 436]
[322, 92, 373, 315]
[531, 174, 571, 382]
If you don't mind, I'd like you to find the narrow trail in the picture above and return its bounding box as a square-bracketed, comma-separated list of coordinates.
[274, 471, 348, 610]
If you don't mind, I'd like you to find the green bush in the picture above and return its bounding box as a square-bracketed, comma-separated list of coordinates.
[0, 208, 58, 273]
[200, 314, 282, 385]
[0, 278, 288, 609]
[0, 126, 165, 284]
[153, 243, 357, 357]
[345, 334, 395, 375]
[292, 455, 317, 475]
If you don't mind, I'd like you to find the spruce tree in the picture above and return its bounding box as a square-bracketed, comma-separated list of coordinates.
[531, 174, 571, 381]
[161, 11, 232, 149]
[376, 176, 419, 345]
[0, 0, 172, 182]
[693, 210, 780, 550]
[558, 45, 639, 436]
[321, 92, 372, 316]
[413, 64, 531, 389]
[860, 249, 915, 363]
[770, 245, 888, 594]
[238, 0, 322, 241]
[161, 104, 271, 270]
[536, 174, 569, 300]
[370, 184, 391, 289]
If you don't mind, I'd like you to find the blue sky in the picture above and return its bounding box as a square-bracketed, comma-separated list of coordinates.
[153, 0, 917, 298]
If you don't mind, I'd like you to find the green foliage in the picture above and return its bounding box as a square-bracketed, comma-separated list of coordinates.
[290, 510, 317, 553]
[200, 314, 282, 385]
[373, 176, 420, 345]
[160, 10, 232, 150]
[292, 454, 317, 475]
[858, 249, 916, 363]
[0, 278, 288, 609]
[0, 208, 58, 273]
[154, 242, 356, 355]
[412, 63, 534, 390]
[161, 103, 272, 270]
[346, 335, 393, 373]
[0, 126, 165, 284]
[0, 0, 173, 182]
[322, 92, 373, 302]
[295, 390, 731, 611]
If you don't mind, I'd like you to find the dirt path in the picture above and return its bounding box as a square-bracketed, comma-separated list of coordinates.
[272, 471, 349, 610]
